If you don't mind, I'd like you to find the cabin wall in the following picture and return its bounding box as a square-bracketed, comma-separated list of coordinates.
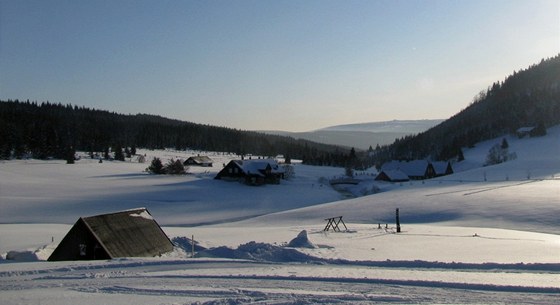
[216, 163, 245, 180]
[48, 219, 110, 261]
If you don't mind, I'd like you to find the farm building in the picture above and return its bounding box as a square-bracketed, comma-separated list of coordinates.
[516, 126, 535, 138]
[380, 160, 436, 180]
[432, 161, 454, 177]
[48, 208, 174, 261]
[378, 160, 454, 181]
[215, 159, 285, 185]
[375, 169, 410, 182]
[184, 155, 213, 167]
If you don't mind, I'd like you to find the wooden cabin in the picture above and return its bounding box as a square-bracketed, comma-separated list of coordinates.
[48, 208, 173, 261]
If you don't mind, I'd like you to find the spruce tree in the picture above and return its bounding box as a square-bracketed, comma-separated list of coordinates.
[65, 145, 76, 164]
[114, 145, 125, 161]
[0, 145, 11, 159]
[501, 138, 509, 149]
[457, 149, 465, 162]
[284, 154, 292, 164]
[164, 158, 185, 175]
[147, 157, 164, 174]
[532, 122, 547, 137]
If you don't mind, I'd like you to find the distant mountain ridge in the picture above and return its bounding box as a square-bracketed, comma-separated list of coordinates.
[262, 120, 443, 150]
[319, 119, 444, 133]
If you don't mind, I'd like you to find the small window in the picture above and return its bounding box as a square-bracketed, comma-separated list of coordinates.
[79, 244, 87, 256]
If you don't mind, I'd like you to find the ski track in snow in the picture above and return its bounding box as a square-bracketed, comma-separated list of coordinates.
[1, 259, 559, 305]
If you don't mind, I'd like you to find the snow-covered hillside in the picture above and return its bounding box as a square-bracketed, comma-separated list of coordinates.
[0, 126, 559, 304]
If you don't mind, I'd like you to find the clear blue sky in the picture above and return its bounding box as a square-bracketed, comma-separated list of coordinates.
[1, 0, 558, 132]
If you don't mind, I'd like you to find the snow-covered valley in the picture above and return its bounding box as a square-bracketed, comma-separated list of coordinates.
[1, 126, 559, 304]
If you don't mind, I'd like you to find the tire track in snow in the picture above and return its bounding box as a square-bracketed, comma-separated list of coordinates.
[146, 274, 560, 294]
[68, 274, 560, 305]
[423, 180, 541, 197]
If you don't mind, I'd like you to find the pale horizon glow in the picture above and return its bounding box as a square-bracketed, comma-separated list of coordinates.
[1, 0, 559, 132]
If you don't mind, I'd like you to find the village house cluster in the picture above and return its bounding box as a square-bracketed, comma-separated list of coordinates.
[215, 158, 285, 186]
[375, 160, 453, 182]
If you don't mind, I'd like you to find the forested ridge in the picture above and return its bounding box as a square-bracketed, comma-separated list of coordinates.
[3, 55, 558, 169]
[0, 101, 355, 165]
[372, 54, 560, 167]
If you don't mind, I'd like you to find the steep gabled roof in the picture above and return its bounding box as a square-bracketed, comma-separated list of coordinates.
[82, 208, 173, 258]
[48, 208, 173, 261]
[380, 160, 401, 171]
[376, 169, 410, 182]
[432, 161, 453, 176]
[401, 160, 431, 177]
[381, 160, 431, 177]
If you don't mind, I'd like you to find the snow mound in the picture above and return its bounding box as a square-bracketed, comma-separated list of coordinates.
[171, 236, 207, 252]
[5, 250, 40, 262]
[197, 241, 321, 263]
[287, 230, 316, 249]
[4, 243, 55, 262]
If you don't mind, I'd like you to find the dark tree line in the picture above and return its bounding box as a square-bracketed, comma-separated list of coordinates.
[371, 54, 560, 168]
[0, 100, 356, 166]
[7, 54, 554, 168]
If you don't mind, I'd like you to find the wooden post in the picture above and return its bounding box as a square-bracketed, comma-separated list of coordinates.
[396, 208, 401, 233]
[191, 234, 195, 258]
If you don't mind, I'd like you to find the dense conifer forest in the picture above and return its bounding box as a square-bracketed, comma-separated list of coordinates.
[371, 54, 560, 167]
[2, 55, 558, 169]
[0, 101, 358, 166]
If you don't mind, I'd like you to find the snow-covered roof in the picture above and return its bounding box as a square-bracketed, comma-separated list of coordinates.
[234, 159, 285, 177]
[380, 160, 401, 171]
[379, 169, 410, 182]
[431, 161, 451, 175]
[187, 156, 213, 164]
[516, 126, 535, 133]
[381, 160, 431, 177]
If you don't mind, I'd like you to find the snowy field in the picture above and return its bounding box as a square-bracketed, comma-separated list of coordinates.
[1, 126, 559, 304]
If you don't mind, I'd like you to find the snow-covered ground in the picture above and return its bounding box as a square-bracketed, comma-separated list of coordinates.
[1, 126, 559, 304]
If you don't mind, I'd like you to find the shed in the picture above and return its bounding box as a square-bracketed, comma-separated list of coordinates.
[516, 126, 535, 138]
[48, 208, 174, 261]
[184, 156, 213, 167]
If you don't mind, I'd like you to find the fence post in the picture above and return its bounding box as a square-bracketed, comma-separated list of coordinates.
[192, 234, 195, 258]
[396, 208, 401, 233]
